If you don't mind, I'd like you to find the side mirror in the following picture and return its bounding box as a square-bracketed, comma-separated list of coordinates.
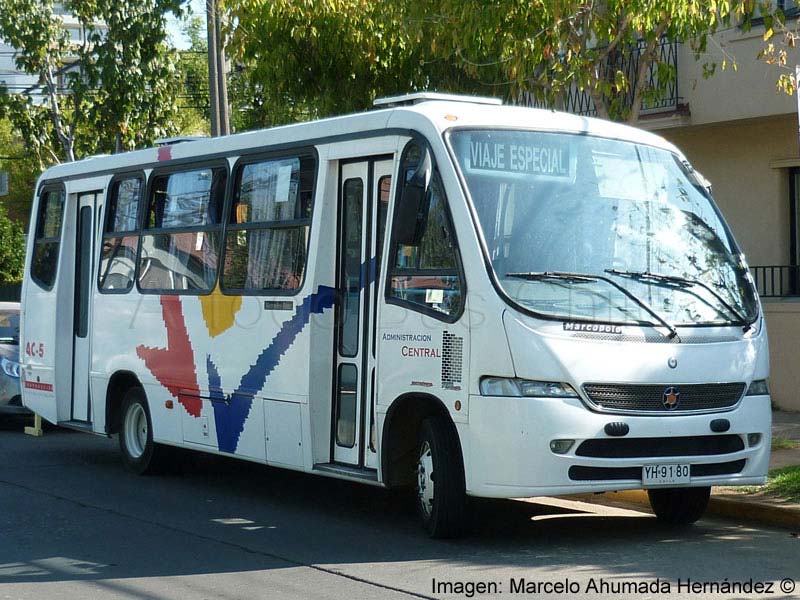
[682, 160, 713, 197]
[394, 148, 432, 245]
[694, 170, 713, 196]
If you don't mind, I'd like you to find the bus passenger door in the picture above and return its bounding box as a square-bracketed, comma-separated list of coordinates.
[333, 158, 393, 467]
[71, 192, 98, 422]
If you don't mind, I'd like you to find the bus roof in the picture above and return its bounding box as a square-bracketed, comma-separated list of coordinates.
[38, 96, 682, 183]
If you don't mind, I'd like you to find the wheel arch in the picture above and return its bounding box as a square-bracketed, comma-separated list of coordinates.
[105, 370, 143, 435]
[380, 392, 464, 488]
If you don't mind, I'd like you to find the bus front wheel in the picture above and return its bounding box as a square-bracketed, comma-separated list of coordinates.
[416, 416, 467, 538]
[647, 486, 711, 525]
[119, 387, 166, 475]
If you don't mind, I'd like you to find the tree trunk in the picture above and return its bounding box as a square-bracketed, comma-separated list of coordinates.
[588, 67, 610, 120]
[44, 65, 74, 162]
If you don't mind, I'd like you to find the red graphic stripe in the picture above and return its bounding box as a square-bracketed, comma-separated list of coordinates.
[136, 296, 201, 417]
[24, 381, 53, 392]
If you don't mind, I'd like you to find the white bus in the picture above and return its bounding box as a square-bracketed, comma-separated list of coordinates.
[21, 93, 771, 537]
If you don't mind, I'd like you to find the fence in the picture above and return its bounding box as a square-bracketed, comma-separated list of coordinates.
[519, 37, 681, 118]
[749, 265, 800, 298]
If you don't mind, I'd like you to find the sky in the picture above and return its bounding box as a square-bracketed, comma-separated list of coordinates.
[166, 0, 206, 50]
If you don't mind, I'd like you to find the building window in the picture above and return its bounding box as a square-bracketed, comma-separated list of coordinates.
[775, 0, 799, 17]
[30, 187, 65, 290]
[751, 166, 800, 297]
[99, 176, 142, 292]
[221, 154, 316, 294]
[387, 142, 464, 319]
[138, 166, 226, 293]
[750, 1, 799, 25]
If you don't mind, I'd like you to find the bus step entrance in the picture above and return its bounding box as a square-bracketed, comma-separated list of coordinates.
[314, 463, 380, 485]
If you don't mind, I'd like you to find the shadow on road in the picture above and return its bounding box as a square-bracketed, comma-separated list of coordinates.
[0, 425, 793, 588]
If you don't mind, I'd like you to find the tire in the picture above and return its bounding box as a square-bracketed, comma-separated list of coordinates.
[647, 486, 711, 526]
[416, 416, 467, 538]
[118, 386, 166, 475]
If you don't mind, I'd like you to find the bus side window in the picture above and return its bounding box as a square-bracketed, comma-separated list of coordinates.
[138, 167, 226, 294]
[387, 142, 464, 319]
[221, 154, 316, 294]
[99, 176, 142, 292]
[376, 175, 391, 279]
[30, 187, 66, 290]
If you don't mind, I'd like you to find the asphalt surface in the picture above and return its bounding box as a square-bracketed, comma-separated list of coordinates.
[1, 414, 799, 600]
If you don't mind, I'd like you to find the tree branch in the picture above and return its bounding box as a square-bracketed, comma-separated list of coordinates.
[597, 14, 633, 63]
[628, 22, 668, 124]
[43, 64, 74, 162]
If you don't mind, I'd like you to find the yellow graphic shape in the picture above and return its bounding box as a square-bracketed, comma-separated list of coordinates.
[200, 283, 243, 337]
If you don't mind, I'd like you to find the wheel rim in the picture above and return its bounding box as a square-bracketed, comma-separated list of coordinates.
[124, 402, 148, 459]
[417, 440, 434, 518]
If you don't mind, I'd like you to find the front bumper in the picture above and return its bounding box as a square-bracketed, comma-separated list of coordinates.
[462, 393, 771, 498]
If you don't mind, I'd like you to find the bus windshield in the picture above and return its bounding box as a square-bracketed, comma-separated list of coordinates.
[449, 130, 758, 327]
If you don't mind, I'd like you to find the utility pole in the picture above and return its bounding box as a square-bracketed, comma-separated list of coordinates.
[206, 0, 230, 136]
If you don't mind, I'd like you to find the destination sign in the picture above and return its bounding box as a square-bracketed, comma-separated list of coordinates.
[466, 134, 572, 178]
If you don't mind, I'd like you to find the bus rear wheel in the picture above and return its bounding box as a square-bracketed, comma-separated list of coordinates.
[647, 486, 710, 525]
[416, 416, 467, 538]
[119, 387, 166, 475]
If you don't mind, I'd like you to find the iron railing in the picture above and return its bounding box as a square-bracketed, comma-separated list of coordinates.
[519, 37, 681, 118]
[750, 265, 800, 298]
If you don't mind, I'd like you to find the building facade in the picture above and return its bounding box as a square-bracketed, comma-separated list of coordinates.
[524, 16, 800, 412]
[659, 26, 800, 412]
[0, 3, 105, 96]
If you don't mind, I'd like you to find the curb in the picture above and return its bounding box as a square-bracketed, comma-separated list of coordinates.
[603, 490, 800, 529]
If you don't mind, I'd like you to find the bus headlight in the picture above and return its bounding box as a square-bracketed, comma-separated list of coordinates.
[745, 380, 769, 396]
[480, 377, 578, 398]
[1, 356, 20, 379]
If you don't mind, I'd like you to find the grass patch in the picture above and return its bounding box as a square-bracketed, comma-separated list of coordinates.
[772, 437, 799, 451]
[764, 466, 800, 502]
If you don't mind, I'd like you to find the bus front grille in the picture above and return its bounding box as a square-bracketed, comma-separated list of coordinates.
[575, 435, 745, 458]
[568, 460, 746, 481]
[582, 382, 746, 413]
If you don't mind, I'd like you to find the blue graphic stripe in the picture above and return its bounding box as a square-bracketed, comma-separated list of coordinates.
[207, 285, 337, 453]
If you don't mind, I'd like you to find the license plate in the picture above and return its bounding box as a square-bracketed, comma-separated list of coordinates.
[642, 463, 691, 487]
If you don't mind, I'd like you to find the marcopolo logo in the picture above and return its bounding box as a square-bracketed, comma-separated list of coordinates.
[662, 386, 681, 410]
[563, 322, 623, 334]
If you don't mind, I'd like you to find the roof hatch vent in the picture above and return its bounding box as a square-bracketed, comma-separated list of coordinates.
[373, 92, 502, 108]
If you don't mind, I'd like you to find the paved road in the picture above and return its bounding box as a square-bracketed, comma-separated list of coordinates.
[1, 415, 798, 600]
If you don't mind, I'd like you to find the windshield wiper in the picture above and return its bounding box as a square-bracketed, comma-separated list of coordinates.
[506, 271, 680, 340]
[506, 271, 597, 283]
[604, 269, 752, 333]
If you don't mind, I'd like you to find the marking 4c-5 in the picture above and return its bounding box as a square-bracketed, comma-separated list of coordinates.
[21, 93, 771, 537]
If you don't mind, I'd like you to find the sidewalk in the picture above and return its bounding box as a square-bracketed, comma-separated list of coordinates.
[585, 410, 800, 529]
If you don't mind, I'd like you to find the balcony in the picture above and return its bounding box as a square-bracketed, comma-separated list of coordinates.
[750, 265, 800, 298]
[519, 37, 683, 119]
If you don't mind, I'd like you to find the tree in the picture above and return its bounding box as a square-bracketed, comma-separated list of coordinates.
[71, 0, 185, 153]
[0, 0, 186, 162]
[0, 117, 41, 224]
[406, 1, 774, 123]
[175, 13, 211, 136]
[0, 0, 74, 162]
[751, 1, 800, 95]
[224, 1, 776, 125]
[0, 201, 25, 283]
[223, 0, 482, 128]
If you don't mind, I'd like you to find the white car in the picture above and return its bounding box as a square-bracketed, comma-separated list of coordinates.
[0, 302, 25, 414]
